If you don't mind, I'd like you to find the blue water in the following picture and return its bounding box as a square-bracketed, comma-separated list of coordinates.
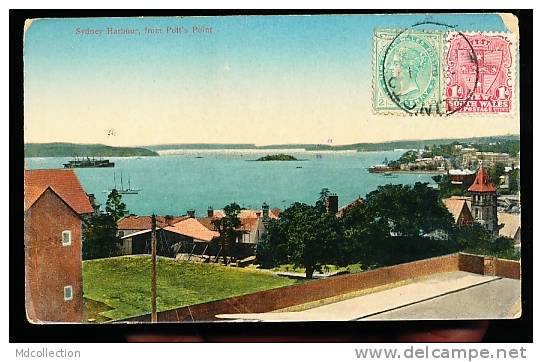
[25, 150, 436, 216]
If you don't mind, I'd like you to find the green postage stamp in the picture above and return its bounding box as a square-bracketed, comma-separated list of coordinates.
[373, 29, 444, 114]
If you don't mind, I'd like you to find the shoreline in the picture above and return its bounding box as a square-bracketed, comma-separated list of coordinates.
[369, 170, 447, 175]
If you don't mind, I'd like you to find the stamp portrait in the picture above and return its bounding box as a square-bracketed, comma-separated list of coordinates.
[373, 29, 444, 115]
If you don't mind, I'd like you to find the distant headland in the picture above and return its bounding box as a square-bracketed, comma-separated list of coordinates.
[24, 143, 159, 157]
[143, 135, 519, 153]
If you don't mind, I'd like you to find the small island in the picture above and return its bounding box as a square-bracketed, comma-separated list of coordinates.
[255, 154, 299, 161]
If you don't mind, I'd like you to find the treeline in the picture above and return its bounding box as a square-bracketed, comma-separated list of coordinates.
[426, 139, 520, 158]
[387, 150, 418, 168]
[25, 143, 159, 157]
[143, 135, 520, 153]
[255, 154, 299, 161]
[475, 139, 520, 157]
[257, 184, 518, 278]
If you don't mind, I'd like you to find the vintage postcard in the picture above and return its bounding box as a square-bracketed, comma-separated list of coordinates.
[23, 13, 522, 324]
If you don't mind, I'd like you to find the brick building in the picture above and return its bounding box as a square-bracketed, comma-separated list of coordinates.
[468, 165, 499, 234]
[24, 169, 94, 323]
[460, 149, 519, 169]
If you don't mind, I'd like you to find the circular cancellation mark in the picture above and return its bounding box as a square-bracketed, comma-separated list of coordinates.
[380, 21, 479, 116]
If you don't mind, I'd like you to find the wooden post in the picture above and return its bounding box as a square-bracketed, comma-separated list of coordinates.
[151, 214, 157, 323]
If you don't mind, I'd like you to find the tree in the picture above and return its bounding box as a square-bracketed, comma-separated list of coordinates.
[317, 188, 331, 209]
[508, 169, 520, 193]
[83, 213, 120, 259]
[105, 189, 128, 221]
[274, 201, 342, 278]
[256, 219, 288, 269]
[489, 163, 506, 190]
[455, 224, 519, 260]
[83, 190, 127, 259]
[212, 203, 243, 265]
[435, 174, 469, 199]
[341, 183, 457, 267]
[363, 183, 454, 238]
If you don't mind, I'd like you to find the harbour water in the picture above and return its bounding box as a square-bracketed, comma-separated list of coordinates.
[25, 149, 437, 216]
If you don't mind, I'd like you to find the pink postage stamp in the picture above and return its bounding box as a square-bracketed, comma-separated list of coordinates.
[445, 33, 516, 114]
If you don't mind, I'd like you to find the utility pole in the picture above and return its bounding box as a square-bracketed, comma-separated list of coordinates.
[151, 214, 157, 323]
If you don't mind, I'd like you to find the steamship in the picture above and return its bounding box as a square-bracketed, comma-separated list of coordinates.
[63, 156, 115, 168]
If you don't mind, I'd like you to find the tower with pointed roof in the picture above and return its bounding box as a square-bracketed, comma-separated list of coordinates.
[468, 165, 498, 233]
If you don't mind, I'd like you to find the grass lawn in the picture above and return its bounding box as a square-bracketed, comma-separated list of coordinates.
[83, 255, 297, 321]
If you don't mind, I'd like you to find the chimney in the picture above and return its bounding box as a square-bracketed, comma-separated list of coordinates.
[326, 194, 339, 215]
[87, 193, 95, 203]
[165, 215, 175, 226]
[187, 209, 196, 218]
[262, 202, 269, 219]
[207, 206, 214, 218]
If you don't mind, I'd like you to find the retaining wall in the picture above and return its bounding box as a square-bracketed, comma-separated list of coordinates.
[120, 253, 459, 322]
[118, 253, 520, 323]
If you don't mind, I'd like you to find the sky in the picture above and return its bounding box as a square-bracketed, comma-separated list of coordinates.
[23, 14, 520, 146]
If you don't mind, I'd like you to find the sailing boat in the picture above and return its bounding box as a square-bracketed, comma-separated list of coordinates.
[110, 173, 142, 194]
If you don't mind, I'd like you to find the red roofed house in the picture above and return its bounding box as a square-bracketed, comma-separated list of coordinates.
[442, 196, 474, 227]
[24, 169, 94, 323]
[468, 165, 498, 233]
[118, 216, 219, 257]
[498, 212, 521, 245]
[117, 215, 188, 238]
[200, 204, 281, 244]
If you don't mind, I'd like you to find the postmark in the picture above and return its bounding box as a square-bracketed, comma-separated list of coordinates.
[445, 32, 515, 114]
[373, 27, 517, 116]
[373, 29, 445, 115]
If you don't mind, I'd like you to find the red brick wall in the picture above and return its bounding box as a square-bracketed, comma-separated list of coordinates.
[25, 189, 84, 323]
[458, 253, 521, 279]
[120, 254, 459, 323]
[494, 258, 521, 279]
[457, 253, 485, 275]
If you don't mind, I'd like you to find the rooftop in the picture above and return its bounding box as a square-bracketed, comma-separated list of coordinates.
[468, 166, 497, 193]
[498, 212, 521, 240]
[164, 218, 219, 242]
[120, 217, 219, 242]
[337, 197, 365, 218]
[198, 216, 261, 233]
[24, 169, 94, 214]
[117, 215, 188, 230]
[448, 169, 475, 176]
[442, 196, 471, 223]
